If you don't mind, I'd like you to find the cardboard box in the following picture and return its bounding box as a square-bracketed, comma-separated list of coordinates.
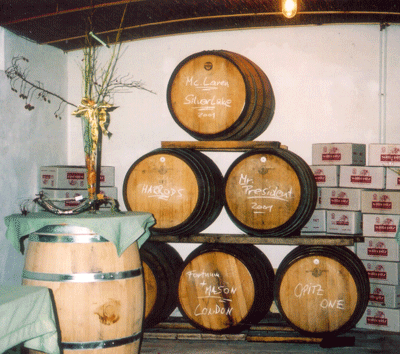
[312, 143, 366, 166]
[386, 167, 400, 190]
[315, 188, 322, 209]
[339, 166, 386, 189]
[311, 165, 340, 187]
[369, 143, 400, 167]
[361, 190, 400, 214]
[326, 210, 362, 235]
[357, 306, 400, 332]
[41, 187, 118, 208]
[357, 238, 400, 262]
[40, 165, 115, 189]
[369, 283, 400, 308]
[301, 209, 326, 233]
[319, 187, 363, 211]
[363, 214, 399, 238]
[362, 260, 400, 285]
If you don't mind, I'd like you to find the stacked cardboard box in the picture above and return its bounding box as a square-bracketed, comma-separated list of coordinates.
[356, 144, 400, 332]
[301, 143, 366, 237]
[303, 143, 400, 331]
[39, 165, 117, 209]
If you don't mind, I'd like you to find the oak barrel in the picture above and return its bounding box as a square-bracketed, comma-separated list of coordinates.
[167, 50, 275, 141]
[140, 242, 183, 328]
[224, 147, 317, 237]
[274, 246, 370, 337]
[123, 148, 224, 235]
[22, 225, 144, 354]
[177, 243, 275, 333]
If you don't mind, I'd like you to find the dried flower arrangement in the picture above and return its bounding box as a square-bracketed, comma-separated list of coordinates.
[5, 4, 154, 214]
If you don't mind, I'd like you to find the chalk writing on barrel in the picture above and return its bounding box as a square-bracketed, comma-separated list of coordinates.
[194, 304, 234, 316]
[184, 95, 232, 107]
[294, 282, 345, 310]
[238, 174, 294, 214]
[185, 76, 230, 90]
[186, 270, 235, 316]
[141, 184, 184, 201]
[239, 174, 293, 200]
[186, 270, 220, 279]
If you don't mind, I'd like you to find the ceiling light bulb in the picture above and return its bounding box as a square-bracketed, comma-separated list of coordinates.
[282, 0, 298, 18]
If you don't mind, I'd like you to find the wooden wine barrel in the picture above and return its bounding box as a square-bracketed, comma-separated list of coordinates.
[224, 147, 317, 237]
[274, 246, 370, 338]
[123, 148, 224, 235]
[177, 243, 275, 333]
[22, 225, 144, 354]
[167, 50, 275, 141]
[140, 242, 183, 328]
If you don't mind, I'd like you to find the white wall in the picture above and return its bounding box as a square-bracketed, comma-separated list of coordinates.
[1, 23, 399, 283]
[0, 29, 68, 284]
[66, 23, 400, 266]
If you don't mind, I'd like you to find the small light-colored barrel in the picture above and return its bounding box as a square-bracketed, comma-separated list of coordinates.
[167, 50, 275, 141]
[274, 246, 370, 337]
[140, 242, 183, 328]
[22, 225, 144, 354]
[177, 243, 275, 333]
[123, 148, 224, 235]
[224, 147, 317, 237]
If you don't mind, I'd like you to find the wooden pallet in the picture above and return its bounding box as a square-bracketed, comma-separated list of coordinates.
[149, 233, 364, 246]
[143, 313, 328, 344]
[161, 140, 283, 151]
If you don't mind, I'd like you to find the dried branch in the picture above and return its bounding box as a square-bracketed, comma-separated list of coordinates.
[5, 56, 77, 118]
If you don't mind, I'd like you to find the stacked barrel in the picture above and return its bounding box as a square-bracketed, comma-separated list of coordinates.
[123, 50, 368, 338]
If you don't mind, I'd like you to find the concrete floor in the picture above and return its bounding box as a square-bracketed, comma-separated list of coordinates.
[141, 313, 400, 354]
[141, 329, 400, 354]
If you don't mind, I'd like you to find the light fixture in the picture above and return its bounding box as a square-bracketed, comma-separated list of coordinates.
[282, 0, 298, 19]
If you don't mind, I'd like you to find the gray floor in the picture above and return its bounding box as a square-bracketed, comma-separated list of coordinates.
[141, 330, 400, 354]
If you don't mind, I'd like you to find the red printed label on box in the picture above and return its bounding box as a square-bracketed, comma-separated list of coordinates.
[367, 316, 388, 326]
[322, 153, 341, 161]
[375, 224, 397, 233]
[315, 175, 326, 183]
[351, 175, 372, 183]
[368, 271, 387, 280]
[368, 248, 389, 257]
[370, 293, 385, 303]
[372, 201, 392, 210]
[65, 200, 80, 207]
[67, 172, 85, 180]
[330, 197, 349, 206]
[381, 154, 400, 163]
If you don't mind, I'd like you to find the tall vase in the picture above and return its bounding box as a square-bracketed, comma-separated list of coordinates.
[75, 99, 114, 212]
[85, 152, 97, 207]
[81, 115, 99, 212]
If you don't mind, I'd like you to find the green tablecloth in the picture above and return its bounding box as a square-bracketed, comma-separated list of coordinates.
[4, 210, 156, 256]
[0, 285, 59, 354]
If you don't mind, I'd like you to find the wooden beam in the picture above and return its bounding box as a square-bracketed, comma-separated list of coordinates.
[149, 233, 364, 246]
[160, 140, 282, 151]
[2, 0, 145, 26]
